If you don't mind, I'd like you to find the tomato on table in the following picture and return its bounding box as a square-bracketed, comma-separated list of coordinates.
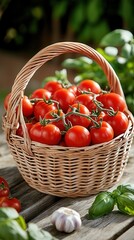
[0, 197, 21, 212]
[0, 177, 9, 197]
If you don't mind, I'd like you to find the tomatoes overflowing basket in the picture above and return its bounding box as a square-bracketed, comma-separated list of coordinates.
[3, 42, 134, 197]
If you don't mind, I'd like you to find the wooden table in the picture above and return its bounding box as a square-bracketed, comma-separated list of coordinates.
[0, 132, 134, 240]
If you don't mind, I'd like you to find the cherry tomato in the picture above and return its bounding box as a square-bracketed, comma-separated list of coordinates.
[65, 125, 91, 147]
[4, 92, 11, 110]
[97, 93, 126, 112]
[30, 88, 51, 100]
[68, 85, 78, 96]
[16, 122, 33, 137]
[90, 121, 114, 145]
[103, 111, 129, 137]
[22, 96, 34, 117]
[1, 197, 21, 212]
[66, 103, 91, 128]
[77, 79, 101, 94]
[0, 177, 9, 197]
[74, 94, 97, 112]
[52, 88, 75, 112]
[0, 197, 7, 205]
[4, 93, 34, 117]
[34, 100, 57, 121]
[43, 81, 63, 95]
[45, 109, 65, 131]
[29, 122, 61, 145]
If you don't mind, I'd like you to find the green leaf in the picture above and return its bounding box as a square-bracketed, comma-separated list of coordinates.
[121, 43, 132, 59]
[0, 207, 19, 221]
[69, 3, 85, 32]
[52, 1, 68, 19]
[86, 0, 103, 23]
[104, 47, 118, 56]
[116, 192, 134, 216]
[0, 219, 28, 240]
[117, 184, 134, 195]
[100, 29, 133, 47]
[88, 192, 115, 219]
[27, 223, 58, 240]
[16, 216, 27, 231]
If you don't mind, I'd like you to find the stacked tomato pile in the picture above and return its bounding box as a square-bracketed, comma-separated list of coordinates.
[4, 79, 129, 147]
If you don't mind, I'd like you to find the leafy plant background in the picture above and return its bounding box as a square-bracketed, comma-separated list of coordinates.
[0, 0, 134, 50]
[0, 0, 134, 115]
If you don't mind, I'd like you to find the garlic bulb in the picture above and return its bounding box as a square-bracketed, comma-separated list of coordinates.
[51, 207, 82, 233]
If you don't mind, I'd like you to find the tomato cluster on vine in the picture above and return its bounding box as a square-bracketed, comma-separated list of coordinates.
[0, 176, 21, 212]
[4, 79, 129, 148]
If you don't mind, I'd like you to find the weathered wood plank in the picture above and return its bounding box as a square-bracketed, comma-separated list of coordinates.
[0, 166, 60, 222]
[116, 226, 134, 240]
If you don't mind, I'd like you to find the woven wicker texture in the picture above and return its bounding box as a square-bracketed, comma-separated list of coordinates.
[3, 42, 134, 197]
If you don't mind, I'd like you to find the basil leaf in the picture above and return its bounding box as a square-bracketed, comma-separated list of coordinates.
[27, 223, 58, 240]
[116, 192, 134, 216]
[100, 29, 133, 47]
[88, 192, 115, 219]
[0, 219, 28, 240]
[0, 207, 19, 221]
[117, 184, 134, 195]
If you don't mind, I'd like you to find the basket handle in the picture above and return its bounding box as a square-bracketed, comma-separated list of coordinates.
[6, 42, 128, 136]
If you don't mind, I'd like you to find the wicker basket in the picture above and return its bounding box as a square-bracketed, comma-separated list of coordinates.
[3, 42, 134, 197]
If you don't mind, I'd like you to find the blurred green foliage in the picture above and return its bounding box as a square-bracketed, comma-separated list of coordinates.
[0, 0, 134, 50]
[62, 29, 134, 114]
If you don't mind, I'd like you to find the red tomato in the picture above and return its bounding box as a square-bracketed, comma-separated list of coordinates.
[30, 88, 51, 100]
[77, 79, 101, 94]
[0, 197, 7, 205]
[45, 109, 65, 131]
[22, 96, 34, 117]
[4, 92, 11, 110]
[90, 111, 106, 127]
[16, 122, 33, 137]
[74, 94, 97, 112]
[66, 103, 91, 128]
[43, 81, 63, 95]
[68, 85, 78, 96]
[29, 122, 61, 145]
[52, 88, 75, 112]
[97, 93, 126, 112]
[90, 121, 114, 145]
[1, 197, 21, 212]
[103, 111, 129, 137]
[0, 177, 9, 197]
[34, 100, 57, 121]
[65, 125, 91, 147]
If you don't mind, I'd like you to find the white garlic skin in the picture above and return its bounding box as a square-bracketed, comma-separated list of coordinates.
[51, 207, 82, 233]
